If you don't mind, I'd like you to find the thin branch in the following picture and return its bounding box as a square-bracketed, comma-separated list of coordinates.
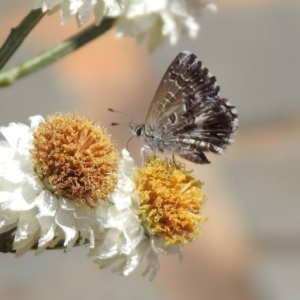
[0, 17, 116, 87]
[0, 9, 45, 71]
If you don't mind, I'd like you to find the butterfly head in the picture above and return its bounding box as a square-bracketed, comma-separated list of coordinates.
[129, 122, 145, 137]
[109, 108, 145, 138]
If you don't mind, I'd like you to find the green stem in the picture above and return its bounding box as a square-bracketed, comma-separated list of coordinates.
[0, 17, 116, 87]
[0, 9, 45, 71]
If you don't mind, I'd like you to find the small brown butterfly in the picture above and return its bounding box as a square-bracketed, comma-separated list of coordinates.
[110, 51, 238, 164]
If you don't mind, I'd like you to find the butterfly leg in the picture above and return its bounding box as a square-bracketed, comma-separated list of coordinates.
[163, 153, 179, 169]
[140, 145, 154, 166]
[171, 154, 180, 168]
[140, 146, 147, 166]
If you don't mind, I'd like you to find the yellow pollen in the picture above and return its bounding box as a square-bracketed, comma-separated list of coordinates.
[31, 113, 119, 207]
[134, 156, 207, 246]
[180, 182, 193, 194]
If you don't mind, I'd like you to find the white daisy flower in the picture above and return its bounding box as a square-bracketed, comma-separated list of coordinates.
[32, 0, 123, 26]
[89, 149, 207, 279]
[115, 0, 217, 50]
[0, 113, 119, 255]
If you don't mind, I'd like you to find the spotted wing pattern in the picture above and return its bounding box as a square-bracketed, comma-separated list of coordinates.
[140, 51, 238, 164]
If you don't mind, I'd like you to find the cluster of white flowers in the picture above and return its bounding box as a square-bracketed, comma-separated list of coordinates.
[0, 115, 206, 279]
[115, 0, 217, 49]
[32, 0, 123, 25]
[0, 0, 217, 282]
[32, 0, 216, 49]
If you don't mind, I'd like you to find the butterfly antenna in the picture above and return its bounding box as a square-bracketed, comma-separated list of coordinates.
[108, 108, 141, 125]
[110, 121, 132, 126]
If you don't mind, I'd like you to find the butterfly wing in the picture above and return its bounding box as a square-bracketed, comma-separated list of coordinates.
[144, 51, 238, 164]
[145, 51, 220, 132]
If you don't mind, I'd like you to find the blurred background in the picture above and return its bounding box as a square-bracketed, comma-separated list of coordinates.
[0, 0, 300, 299]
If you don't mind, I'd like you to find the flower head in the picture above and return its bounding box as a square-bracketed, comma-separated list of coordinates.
[31, 113, 118, 207]
[0, 114, 119, 255]
[135, 156, 205, 246]
[89, 149, 207, 279]
[33, 0, 123, 26]
[115, 0, 217, 50]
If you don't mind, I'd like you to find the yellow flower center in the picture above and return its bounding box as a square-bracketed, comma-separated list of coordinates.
[134, 156, 207, 246]
[31, 113, 119, 207]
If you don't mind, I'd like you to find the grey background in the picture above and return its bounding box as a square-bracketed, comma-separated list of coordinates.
[0, 0, 299, 299]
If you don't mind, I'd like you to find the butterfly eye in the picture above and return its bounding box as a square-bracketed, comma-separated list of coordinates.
[135, 126, 143, 137]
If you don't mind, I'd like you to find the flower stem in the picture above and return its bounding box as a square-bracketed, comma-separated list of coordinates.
[0, 227, 15, 253]
[0, 17, 116, 88]
[0, 9, 45, 71]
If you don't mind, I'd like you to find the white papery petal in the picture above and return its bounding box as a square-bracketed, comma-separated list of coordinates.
[151, 236, 182, 259]
[120, 214, 143, 254]
[0, 160, 26, 183]
[36, 216, 57, 252]
[69, 0, 86, 14]
[29, 115, 44, 131]
[144, 248, 159, 280]
[14, 208, 40, 256]
[95, 201, 110, 226]
[77, 0, 97, 25]
[35, 190, 59, 217]
[184, 16, 199, 38]
[93, 0, 105, 24]
[25, 171, 44, 191]
[0, 208, 19, 233]
[205, 3, 217, 12]
[77, 219, 95, 247]
[96, 228, 123, 258]
[91, 254, 125, 271]
[0, 123, 30, 154]
[49, 0, 63, 9]
[38, 0, 63, 10]
[60, 197, 76, 210]
[61, 0, 73, 23]
[55, 202, 77, 250]
[0, 191, 10, 204]
[122, 241, 148, 276]
[106, 206, 128, 227]
[150, 237, 169, 254]
[0, 141, 13, 161]
[75, 205, 99, 248]
[3, 187, 37, 211]
[113, 192, 132, 210]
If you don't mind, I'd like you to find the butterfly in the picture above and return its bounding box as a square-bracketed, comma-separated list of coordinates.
[110, 51, 238, 164]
